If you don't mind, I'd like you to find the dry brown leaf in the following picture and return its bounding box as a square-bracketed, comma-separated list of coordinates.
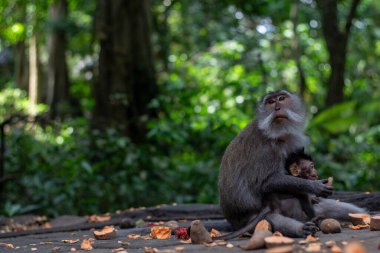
[88, 214, 111, 223]
[0, 243, 14, 249]
[93, 226, 116, 240]
[31, 248, 38, 251]
[349, 224, 369, 230]
[175, 246, 185, 251]
[325, 240, 336, 248]
[344, 241, 366, 253]
[204, 242, 218, 247]
[80, 239, 93, 251]
[305, 243, 321, 252]
[39, 241, 54, 245]
[62, 239, 80, 244]
[112, 248, 126, 252]
[150, 226, 172, 240]
[265, 236, 294, 248]
[180, 239, 192, 244]
[331, 245, 342, 253]
[265, 245, 293, 253]
[144, 247, 157, 253]
[128, 234, 141, 239]
[118, 241, 131, 246]
[70, 248, 77, 252]
[210, 228, 221, 237]
[214, 240, 227, 246]
[299, 235, 319, 244]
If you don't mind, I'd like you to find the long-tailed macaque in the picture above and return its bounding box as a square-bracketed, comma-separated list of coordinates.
[218, 90, 365, 238]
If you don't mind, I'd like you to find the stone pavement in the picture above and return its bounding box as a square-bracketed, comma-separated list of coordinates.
[0, 220, 380, 253]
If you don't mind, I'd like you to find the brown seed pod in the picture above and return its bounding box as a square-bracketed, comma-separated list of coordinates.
[320, 219, 342, 234]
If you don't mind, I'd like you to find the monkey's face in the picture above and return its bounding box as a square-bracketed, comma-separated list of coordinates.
[257, 90, 306, 138]
[296, 159, 318, 180]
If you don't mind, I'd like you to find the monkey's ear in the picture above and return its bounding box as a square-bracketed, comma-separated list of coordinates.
[289, 163, 300, 176]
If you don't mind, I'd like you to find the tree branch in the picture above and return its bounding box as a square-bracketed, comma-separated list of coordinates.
[345, 0, 361, 35]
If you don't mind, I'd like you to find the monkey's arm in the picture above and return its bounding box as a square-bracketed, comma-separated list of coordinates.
[262, 175, 333, 198]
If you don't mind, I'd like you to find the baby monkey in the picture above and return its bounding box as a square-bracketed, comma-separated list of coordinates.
[276, 149, 321, 220]
[285, 149, 318, 181]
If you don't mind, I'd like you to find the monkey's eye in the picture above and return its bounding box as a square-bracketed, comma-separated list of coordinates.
[278, 95, 286, 101]
[266, 98, 275, 104]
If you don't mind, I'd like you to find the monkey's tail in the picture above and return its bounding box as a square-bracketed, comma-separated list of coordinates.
[213, 206, 271, 241]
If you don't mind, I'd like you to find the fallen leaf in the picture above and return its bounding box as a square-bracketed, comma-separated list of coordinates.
[88, 214, 111, 223]
[118, 241, 131, 246]
[325, 240, 336, 248]
[344, 241, 366, 253]
[299, 235, 320, 244]
[331, 245, 342, 253]
[70, 248, 77, 252]
[150, 226, 172, 239]
[31, 248, 38, 251]
[214, 240, 227, 246]
[112, 248, 126, 252]
[62, 239, 80, 244]
[180, 239, 192, 244]
[305, 243, 321, 252]
[204, 242, 218, 247]
[128, 234, 141, 239]
[349, 224, 369, 230]
[175, 246, 185, 251]
[0, 243, 14, 249]
[210, 228, 221, 237]
[80, 239, 93, 251]
[144, 247, 157, 253]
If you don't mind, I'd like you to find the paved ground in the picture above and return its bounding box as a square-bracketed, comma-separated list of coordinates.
[0, 202, 380, 253]
[0, 223, 379, 253]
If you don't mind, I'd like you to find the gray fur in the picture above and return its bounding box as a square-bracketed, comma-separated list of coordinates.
[218, 90, 359, 238]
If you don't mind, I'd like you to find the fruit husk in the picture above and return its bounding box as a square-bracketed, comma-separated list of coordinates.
[239, 230, 272, 250]
[93, 226, 116, 240]
[264, 235, 294, 248]
[370, 215, 380, 231]
[348, 213, 370, 226]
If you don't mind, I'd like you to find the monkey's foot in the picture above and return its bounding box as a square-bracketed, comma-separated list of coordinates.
[302, 221, 319, 237]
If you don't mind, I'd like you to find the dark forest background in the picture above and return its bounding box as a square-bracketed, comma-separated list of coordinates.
[0, 0, 379, 217]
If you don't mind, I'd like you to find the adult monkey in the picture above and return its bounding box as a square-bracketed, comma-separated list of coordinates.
[218, 90, 365, 238]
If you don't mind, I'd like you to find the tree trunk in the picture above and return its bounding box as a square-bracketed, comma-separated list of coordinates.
[14, 41, 28, 91]
[93, 0, 158, 143]
[46, 0, 70, 119]
[290, 0, 306, 98]
[317, 0, 361, 107]
[28, 35, 38, 115]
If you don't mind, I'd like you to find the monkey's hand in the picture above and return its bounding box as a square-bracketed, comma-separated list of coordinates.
[302, 221, 319, 237]
[311, 196, 320, 204]
[312, 179, 333, 197]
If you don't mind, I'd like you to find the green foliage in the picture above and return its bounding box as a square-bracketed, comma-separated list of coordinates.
[1, 0, 380, 217]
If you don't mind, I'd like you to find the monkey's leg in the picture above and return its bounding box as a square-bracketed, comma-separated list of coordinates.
[314, 199, 366, 220]
[266, 213, 318, 238]
[298, 195, 316, 220]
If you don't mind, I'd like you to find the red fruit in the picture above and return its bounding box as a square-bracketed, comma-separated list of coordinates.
[175, 227, 189, 240]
